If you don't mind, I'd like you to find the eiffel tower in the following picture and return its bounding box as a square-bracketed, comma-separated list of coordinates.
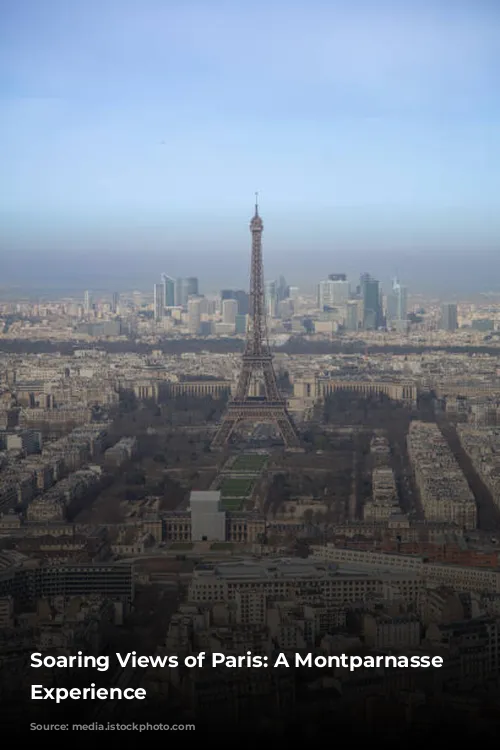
[211, 196, 300, 449]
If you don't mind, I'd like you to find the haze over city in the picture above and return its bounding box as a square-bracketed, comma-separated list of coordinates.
[1, 0, 500, 293]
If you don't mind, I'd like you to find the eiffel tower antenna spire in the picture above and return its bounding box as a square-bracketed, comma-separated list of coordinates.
[211, 198, 300, 449]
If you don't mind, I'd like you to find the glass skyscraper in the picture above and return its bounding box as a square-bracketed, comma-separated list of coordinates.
[175, 277, 199, 307]
[161, 274, 176, 307]
[361, 273, 381, 330]
[440, 302, 458, 331]
[387, 278, 408, 324]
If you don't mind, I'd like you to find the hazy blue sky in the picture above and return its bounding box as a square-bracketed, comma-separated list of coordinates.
[1, 0, 500, 291]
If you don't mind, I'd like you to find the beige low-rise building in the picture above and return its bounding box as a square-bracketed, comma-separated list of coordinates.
[188, 557, 420, 608]
[163, 508, 265, 544]
[363, 613, 421, 649]
[408, 422, 477, 529]
[110, 528, 155, 556]
[313, 544, 500, 594]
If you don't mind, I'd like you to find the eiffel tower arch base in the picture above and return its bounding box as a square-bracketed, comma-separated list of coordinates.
[211, 400, 301, 450]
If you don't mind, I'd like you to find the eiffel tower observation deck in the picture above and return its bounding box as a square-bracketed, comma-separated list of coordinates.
[211, 196, 300, 449]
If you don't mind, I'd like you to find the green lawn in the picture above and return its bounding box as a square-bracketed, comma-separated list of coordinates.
[220, 498, 245, 511]
[220, 477, 254, 497]
[169, 542, 194, 550]
[210, 542, 234, 550]
[232, 454, 268, 472]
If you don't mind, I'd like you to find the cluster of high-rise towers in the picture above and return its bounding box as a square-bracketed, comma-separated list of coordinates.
[317, 273, 409, 332]
[153, 275, 199, 321]
[152, 274, 291, 326]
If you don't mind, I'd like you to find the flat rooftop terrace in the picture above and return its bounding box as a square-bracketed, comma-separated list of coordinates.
[192, 557, 419, 581]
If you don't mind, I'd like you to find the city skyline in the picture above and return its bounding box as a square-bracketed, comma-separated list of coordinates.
[1, 0, 500, 294]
